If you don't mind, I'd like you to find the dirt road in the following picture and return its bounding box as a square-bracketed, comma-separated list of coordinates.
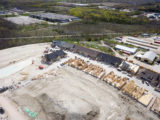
[0, 95, 28, 120]
[0, 57, 32, 78]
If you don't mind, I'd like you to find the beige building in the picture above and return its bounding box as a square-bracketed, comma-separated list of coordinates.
[136, 51, 157, 64]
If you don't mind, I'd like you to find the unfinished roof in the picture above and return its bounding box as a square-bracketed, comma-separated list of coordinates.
[119, 61, 139, 74]
[151, 97, 160, 115]
[115, 45, 137, 54]
[138, 92, 153, 106]
[142, 51, 157, 62]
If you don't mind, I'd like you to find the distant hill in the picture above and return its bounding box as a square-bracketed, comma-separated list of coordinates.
[106, 0, 160, 4]
[0, 0, 160, 10]
[1, 0, 160, 5]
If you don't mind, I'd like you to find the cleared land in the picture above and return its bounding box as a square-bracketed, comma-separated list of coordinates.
[8, 66, 159, 120]
[5, 16, 45, 25]
[0, 43, 49, 68]
[0, 43, 159, 120]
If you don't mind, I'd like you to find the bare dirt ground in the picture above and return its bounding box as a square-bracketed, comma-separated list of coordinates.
[0, 43, 160, 120]
[0, 43, 50, 69]
[7, 66, 159, 120]
[0, 95, 29, 120]
[5, 16, 45, 25]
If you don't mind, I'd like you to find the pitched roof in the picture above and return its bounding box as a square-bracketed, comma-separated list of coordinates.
[142, 51, 157, 62]
[73, 45, 100, 58]
[115, 45, 137, 54]
[97, 52, 122, 66]
[45, 50, 66, 62]
[137, 69, 159, 84]
[61, 42, 75, 49]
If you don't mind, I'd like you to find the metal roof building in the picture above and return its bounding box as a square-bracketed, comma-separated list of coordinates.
[30, 13, 80, 23]
[115, 45, 137, 55]
[141, 51, 157, 64]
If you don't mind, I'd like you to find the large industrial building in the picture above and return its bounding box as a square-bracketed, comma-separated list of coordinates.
[136, 51, 157, 64]
[115, 45, 137, 55]
[30, 12, 80, 23]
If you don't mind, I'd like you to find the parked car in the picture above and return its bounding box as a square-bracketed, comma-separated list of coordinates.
[145, 81, 150, 86]
[122, 71, 127, 74]
[117, 68, 122, 71]
[127, 74, 132, 77]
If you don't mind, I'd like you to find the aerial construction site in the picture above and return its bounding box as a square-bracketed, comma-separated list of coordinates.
[0, 41, 160, 120]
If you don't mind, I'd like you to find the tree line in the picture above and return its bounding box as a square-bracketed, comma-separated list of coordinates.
[69, 7, 149, 25]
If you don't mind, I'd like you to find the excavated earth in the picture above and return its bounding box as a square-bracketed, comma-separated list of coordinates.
[9, 66, 159, 120]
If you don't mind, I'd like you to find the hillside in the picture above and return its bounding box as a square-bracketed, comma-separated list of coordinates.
[1, 0, 160, 6]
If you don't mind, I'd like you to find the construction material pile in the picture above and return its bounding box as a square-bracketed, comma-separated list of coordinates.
[64, 58, 88, 70]
[64, 58, 160, 116]
[84, 64, 106, 79]
[150, 97, 160, 115]
[102, 71, 128, 89]
[122, 80, 147, 100]
[65, 58, 105, 79]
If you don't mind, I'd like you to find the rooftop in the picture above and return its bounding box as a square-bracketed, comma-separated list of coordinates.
[115, 45, 137, 54]
[31, 12, 79, 21]
[142, 51, 157, 62]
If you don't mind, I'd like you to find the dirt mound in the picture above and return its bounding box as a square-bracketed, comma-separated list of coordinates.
[12, 93, 99, 120]
[36, 93, 66, 120]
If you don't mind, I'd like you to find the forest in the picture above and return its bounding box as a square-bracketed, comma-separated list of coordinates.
[0, 18, 17, 38]
[69, 7, 149, 24]
[138, 3, 160, 12]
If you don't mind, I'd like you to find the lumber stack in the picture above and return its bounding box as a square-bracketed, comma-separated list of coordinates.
[65, 58, 106, 78]
[102, 71, 128, 89]
[63, 58, 160, 116]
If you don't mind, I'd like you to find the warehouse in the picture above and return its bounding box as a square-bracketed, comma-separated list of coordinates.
[154, 37, 160, 44]
[115, 45, 137, 55]
[59, 2, 89, 7]
[30, 13, 80, 23]
[141, 51, 157, 64]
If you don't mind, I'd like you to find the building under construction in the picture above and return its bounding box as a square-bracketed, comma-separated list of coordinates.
[43, 50, 66, 64]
